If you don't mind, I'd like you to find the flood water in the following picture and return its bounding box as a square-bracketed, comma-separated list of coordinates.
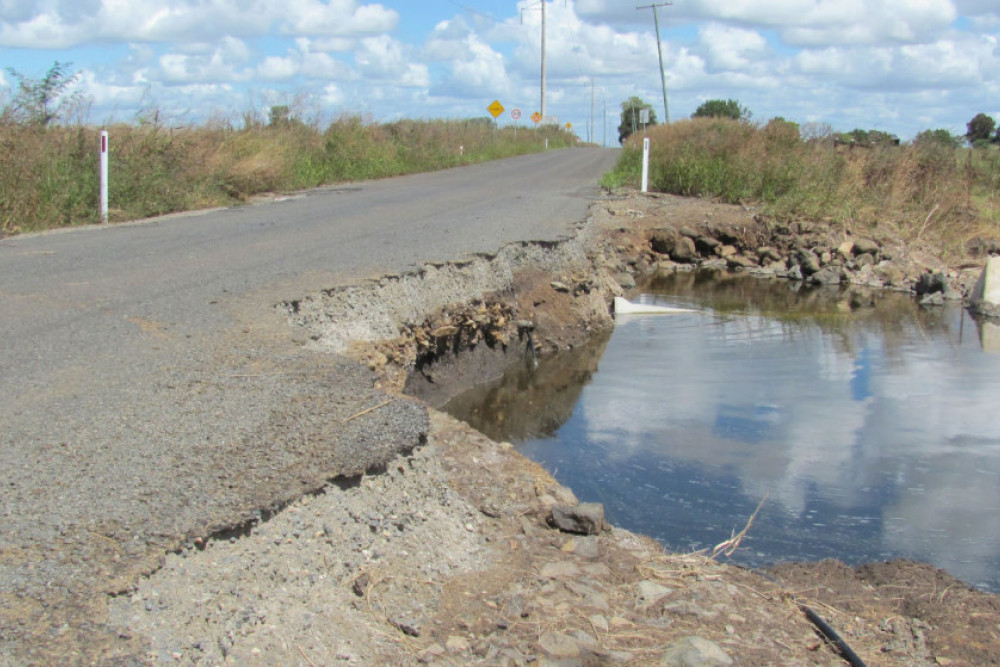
[443, 271, 1000, 592]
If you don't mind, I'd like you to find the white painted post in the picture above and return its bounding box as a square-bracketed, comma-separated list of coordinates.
[641, 137, 650, 193]
[545, 138, 549, 150]
[99, 131, 109, 223]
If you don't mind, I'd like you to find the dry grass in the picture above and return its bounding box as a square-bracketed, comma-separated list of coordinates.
[604, 118, 1000, 260]
[0, 116, 576, 235]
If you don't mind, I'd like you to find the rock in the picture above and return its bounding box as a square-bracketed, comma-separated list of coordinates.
[550, 281, 571, 293]
[810, 266, 842, 285]
[719, 245, 738, 258]
[670, 236, 697, 263]
[635, 581, 673, 610]
[793, 248, 821, 276]
[837, 240, 855, 259]
[700, 258, 728, 271]
[561, 536, 600, 559]
[875, 263, 905, 287]
[915, 271, 948, 296]
[446, 635, 470, 653]
[549, 503, 608, 535]
[726, 254, 757, 270]
[431, 325, 459, 337]
[920, 292, 945, 306]
[695, 236, 721, 254]
[970, 257, 1000, 318]
[537, 631, 581, 660]
[540, 560, 581, 579]
[661, 636, 733, 667]
[854, 252, 876, 267]
[616, 272, 636, 290]
[786, 264, 803, 281]
[678, 226, 699, 239]
[853, 237, 880, 256]
[757, 246, 782, 263]
[649, 228, 679, 255]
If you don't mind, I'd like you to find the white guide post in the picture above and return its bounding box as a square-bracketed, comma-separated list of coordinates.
[99, 131, 109, 223]
[641, 137, 650, 193]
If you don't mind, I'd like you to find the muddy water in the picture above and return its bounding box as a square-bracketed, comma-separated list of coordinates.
[444, 271, 1000, 592]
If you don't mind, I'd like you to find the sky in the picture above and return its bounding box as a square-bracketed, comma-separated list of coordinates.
[0, 0, 997, 142]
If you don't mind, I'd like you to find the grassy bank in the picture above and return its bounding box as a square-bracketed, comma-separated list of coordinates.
[603, 118, 1000, 258]
[0, 117, 575, 235]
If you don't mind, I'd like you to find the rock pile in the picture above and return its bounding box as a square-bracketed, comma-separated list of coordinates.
[646, 219, 968, 302]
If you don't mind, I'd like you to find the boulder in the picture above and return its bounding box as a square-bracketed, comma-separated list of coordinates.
[837, 240, 855, 259]
[757, 246, 782, 263]
[793, 248, 821, 276]
[670, 236, 698, 263]
[915, 271, 948, 296]
[549, 502, 609, 535]
[726, 255, 757, 270]
[649, 228, 679, 255]
[695, 236, 722, 254]
[810, 266, 842, 285]
[854, 252, 876, 267]
[853, 237, 880, 256]
[661, 636, 733, 667]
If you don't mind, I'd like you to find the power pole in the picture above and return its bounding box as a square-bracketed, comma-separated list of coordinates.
[590, 79, 595, 143]
[540, 0, 547, 119]
[637, 2, 672, 124]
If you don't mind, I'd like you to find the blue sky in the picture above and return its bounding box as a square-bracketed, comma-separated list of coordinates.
[1, 0, 997, 141]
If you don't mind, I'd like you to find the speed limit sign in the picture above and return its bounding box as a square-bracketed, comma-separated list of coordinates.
[511, 108, 522, 120]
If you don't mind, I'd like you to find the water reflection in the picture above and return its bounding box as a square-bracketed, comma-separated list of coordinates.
[443, 272, 1000, 592]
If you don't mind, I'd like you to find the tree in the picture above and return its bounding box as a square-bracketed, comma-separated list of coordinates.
[692, 98, 751, 122]
[618, 96, 656, 144]
[966, 113, 996, 146]
[914, 128, 961, 149]
[2, 61, 82, 126]
[836, 128, 900, 146]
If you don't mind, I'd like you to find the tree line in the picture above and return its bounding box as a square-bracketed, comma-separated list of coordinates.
[618, 95, 997, 150]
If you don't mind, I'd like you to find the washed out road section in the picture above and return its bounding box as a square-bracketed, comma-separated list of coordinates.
[0, 147, 619, 663]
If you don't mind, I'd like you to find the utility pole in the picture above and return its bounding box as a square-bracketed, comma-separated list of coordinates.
[590, 79, 595, 143]
[540, 0, 547, 119]
[638, 2, 672, 124]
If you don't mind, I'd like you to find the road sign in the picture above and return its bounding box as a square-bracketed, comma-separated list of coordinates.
[640, 108, 650, 124]
[511, 108, 522, 121]
[531, 111, 542, 124]
[566, 123, 572, 130]
[487, 100, 505, 118]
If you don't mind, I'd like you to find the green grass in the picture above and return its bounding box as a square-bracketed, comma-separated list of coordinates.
[1, 116, 577, 235]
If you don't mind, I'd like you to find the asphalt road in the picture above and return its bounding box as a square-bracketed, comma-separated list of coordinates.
[0, 147, 619, 663]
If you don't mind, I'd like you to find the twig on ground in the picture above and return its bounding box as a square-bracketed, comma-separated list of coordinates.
[710, 493, 769, 560]
[342, 399, 393, 423]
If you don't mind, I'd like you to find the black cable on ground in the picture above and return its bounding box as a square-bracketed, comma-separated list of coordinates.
[744, 567, 868, 667]
[798, 602, 868, 667]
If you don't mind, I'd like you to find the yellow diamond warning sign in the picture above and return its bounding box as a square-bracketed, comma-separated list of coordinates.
[487, 100, 505, 118]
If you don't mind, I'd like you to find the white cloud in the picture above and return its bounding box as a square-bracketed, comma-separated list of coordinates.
[157, 36, 253, 84]
[356, 34, 429, 87]
[0, 0, 397, 49]
[697, 23, 770, 71]
[426, 18, 510, 97]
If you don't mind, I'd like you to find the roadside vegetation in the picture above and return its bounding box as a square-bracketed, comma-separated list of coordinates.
[0, 64, 575, 236]
[605, 100, 1000, 259]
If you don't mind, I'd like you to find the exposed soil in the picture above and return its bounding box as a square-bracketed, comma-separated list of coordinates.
[99, 192, 1000, 666]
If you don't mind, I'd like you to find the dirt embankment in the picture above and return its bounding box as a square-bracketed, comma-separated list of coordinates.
[107, 192, 1000, 666]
